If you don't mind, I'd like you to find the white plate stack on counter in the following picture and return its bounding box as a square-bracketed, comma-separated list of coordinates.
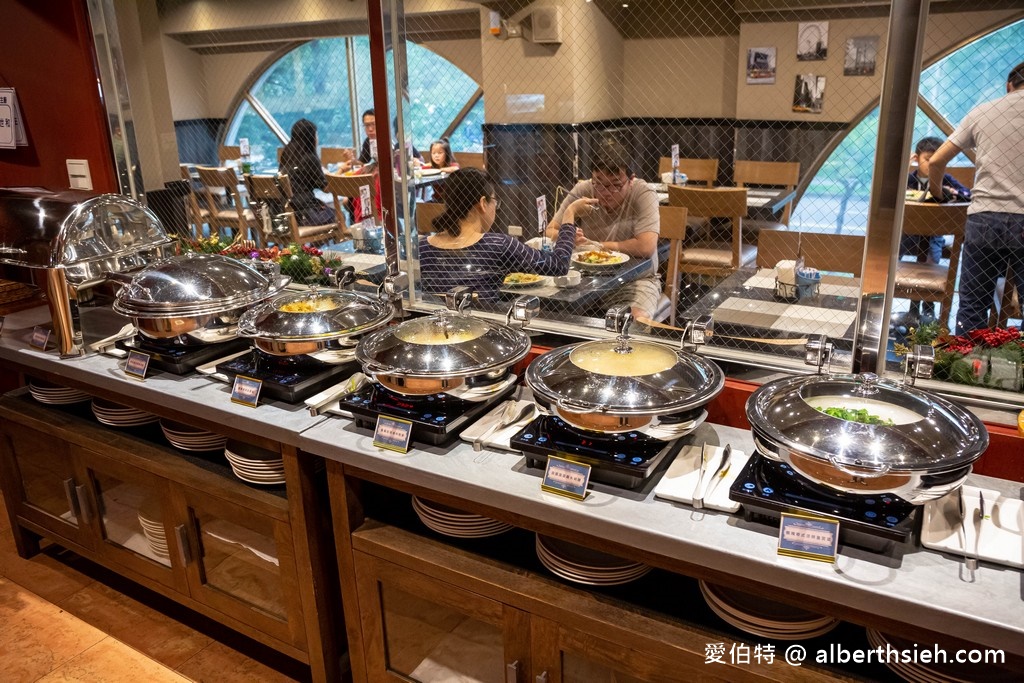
[137, 501, 169, 559]
[699, 580, 838, 640]
[28, 380, 90, 405]
[224, 440, 286, 486]
[535, 534, 651, 586]
[91, 398, 159, 427]
[411, 496, 512, 538]
[159, 419, 227, 452]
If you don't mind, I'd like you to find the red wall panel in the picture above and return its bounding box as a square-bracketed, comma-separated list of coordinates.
[0, 0, 116, 192]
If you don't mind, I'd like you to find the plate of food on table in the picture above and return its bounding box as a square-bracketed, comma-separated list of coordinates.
[571, 249, 630, 270]
[502, 272, 548, 289]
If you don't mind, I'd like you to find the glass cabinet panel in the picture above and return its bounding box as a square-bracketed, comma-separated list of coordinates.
[92, 472, 170, 568]
[193, 509, 286, 621]
[3, 425, 85, 536]
[562, 653, 646, 683]
[379, 584, 505, 683]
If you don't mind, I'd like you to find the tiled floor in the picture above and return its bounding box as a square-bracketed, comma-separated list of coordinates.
[0, 492, 308, 683]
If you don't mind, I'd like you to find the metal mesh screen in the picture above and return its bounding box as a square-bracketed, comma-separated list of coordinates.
[104, 0, 1024, 400]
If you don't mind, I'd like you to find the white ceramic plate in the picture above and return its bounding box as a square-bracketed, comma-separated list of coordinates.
[571, 250, 629, 270]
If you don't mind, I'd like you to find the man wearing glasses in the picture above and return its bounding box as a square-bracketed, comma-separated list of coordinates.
[547, 141, 661, 320]
[357, 109, 377, 164]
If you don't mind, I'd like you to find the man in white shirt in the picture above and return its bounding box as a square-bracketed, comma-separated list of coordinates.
[926, 60, 1024, 334]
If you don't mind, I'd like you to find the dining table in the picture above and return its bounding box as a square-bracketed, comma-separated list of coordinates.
[650, 182, 797, 215]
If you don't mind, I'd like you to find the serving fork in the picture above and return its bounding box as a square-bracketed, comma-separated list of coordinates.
[472, 402, 535, 452]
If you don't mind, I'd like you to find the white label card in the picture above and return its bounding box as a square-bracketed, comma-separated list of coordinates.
[671, 144, 680, 170]
[359, 184, 372, 219]
[536, 195, 547, 234]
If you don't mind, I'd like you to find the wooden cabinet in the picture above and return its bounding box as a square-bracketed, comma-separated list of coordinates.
[0, 391, 340, 681]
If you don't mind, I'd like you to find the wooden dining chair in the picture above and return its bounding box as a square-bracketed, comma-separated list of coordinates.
[756, 230, 865, 277]
[734, 160, 801, 229]
[415, 202, 446, 235]
[321, 147, 356, 168]
[454, 151, 485, 170]
[179, 164, 208, 238]
[945, 165, 976, 190]
[274, 174, 342, 246]
[658, 205, 688, 325]
[658, 157, 718, 187]
[895, 202, 968, 327]
[325, 172, 377, 228]
[218, 145, 242, 166]
[194, 165, 261, 246]
[668, 186, 751, 281]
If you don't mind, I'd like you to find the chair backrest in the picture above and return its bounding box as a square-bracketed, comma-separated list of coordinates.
[195, 165, 245, 213]
[455, 151, 485, 170]
[659, 205, 688, 325]
[321, 147, 355, 167]
[734, 160, 801, 188]
[416, 202, 446, 235]
[245, 174, 287, 202]
[901, 202, 968, 238]
[668, 186, 746, 270]
[219, 145, 242, 164]
[325, 173, 377, 223]
[756, 230, 865, 277]
[945, 166, 976, 190]
[657, 157, 718, 187]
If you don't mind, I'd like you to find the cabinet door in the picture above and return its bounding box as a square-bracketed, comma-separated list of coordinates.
[174, 487, 306, 650]
[75, 447, 184, 591]
[532, 617, 702, 683]
[0, 423, 93, 549]
[354, 550, 532, 683]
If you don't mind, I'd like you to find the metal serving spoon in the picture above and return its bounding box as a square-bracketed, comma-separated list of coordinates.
[473, 402, 536, 452]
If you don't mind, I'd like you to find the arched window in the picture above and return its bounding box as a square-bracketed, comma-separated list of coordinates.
[792, 19, 1024, 233]
[224, 37, 483, 173]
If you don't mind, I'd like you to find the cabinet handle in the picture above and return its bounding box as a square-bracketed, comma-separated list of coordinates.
[505, 660, 519, 683]
[536, 673, 548, 683]
[63, 478, 80, 520]
[174, 524, 191, 566]
[74, 485, 92, 525]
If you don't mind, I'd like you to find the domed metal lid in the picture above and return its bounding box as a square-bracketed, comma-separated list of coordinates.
[746, 373, 988, 473]
[237, 288, 393, 342]
[355, 309, 531, 378]
[526, 337, 724, 416]
[112, 253, 290, 317]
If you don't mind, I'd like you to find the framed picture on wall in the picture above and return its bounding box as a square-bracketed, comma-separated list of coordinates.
[844, 36, 879, 76]
[797, 22, 829, 61]
[746, 47, 777, 84]
[792, 75, 826, 114]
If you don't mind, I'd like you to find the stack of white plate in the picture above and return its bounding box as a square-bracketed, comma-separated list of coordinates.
[28, 381, 90, 405]
[411, 496, 512, 538]
[91, 398, 159, 427]
[137, 502, 169, 559]
[159, 419, 227, 452]
[224, 439, 285, 486]
[535, 534, 651, 586]
[866, 629, 1019, 682]
[699, 580, 838, 640]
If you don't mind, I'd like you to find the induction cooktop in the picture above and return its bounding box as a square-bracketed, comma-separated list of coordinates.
[215, 349, 355, 403]
[115, 335, 250, 375]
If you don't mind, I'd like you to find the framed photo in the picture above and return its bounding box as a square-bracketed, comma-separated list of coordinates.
[797, 21, 829, 61]
[844, 36, 879, 76]
[792, 75, 826, 114]
[746, 47, 777, 85]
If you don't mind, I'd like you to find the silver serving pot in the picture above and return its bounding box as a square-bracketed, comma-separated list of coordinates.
[746, 345, 988, 504]
[111, 253, 290, 343]
[237, 287, 394, 356]
[355, 289, 536, 396]
[526, 308, 723, 433]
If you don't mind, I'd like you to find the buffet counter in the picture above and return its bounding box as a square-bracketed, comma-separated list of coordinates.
[1, 304, 1022, 682]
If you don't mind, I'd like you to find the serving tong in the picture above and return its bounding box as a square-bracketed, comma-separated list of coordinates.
[955, 487, 986, 581]
[692, 443, 733, 509]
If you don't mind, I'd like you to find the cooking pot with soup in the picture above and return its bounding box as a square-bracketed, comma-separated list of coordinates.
[111, 253, 290, 343]
[355, 288, 537, 396]
[526, 307, 724, 433]
[237, 285, 394, 356]
[746, 338, 988, 504]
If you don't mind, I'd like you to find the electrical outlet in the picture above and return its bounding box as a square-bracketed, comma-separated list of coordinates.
[508, 225, 523, 237]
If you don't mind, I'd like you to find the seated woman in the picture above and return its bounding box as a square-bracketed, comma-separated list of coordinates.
[419, 168, 592, 299]
[279, 119, 335, 226]
[424, 139, 459, 173]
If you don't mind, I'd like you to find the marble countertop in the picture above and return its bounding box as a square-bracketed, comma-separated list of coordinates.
[2, 305, 1022, 657]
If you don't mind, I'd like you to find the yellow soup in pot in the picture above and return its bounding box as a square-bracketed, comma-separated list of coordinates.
[277, 298, 339, 313]
[570, 341, 677, 376]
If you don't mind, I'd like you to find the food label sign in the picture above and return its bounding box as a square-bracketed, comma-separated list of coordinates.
[373, 415, 413, 453]
[671, 144, 679, 171]
[124, 350, 151, 381]
[541, 455, 591, 500]
[230, 375, 263, 408]
[778, 513, 839, 563]
[29, 326, 50, 350]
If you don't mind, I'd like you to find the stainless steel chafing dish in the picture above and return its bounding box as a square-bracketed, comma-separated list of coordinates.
[526, 307, 723, 432]
[0, 188, 173, 356]
[237, 277, 394, 356]
[355, 287, 536, 396]
[110, 252, 290, 344]
[746, 337, 989, 504]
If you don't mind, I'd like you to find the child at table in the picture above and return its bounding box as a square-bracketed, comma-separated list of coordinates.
[424, 139, 459, 173]
[903, 136, 972, 264]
